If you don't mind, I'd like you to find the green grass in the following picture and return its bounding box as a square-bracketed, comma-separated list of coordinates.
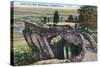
[13, 39, 35, 66]
[12, 31, 35, 65]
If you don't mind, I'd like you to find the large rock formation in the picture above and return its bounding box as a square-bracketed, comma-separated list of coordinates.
[23, 21, 97, 63]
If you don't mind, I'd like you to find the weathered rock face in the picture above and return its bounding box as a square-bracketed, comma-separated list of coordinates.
[23, 21, 97, 63]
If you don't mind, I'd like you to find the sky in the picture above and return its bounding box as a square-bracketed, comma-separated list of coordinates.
[14, 0, 82, 10]
[14, 0, 97, 6]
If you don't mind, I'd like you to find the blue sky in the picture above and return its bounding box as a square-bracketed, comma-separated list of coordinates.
[14, 0, 97, 6]
[14, 0, 82, 8]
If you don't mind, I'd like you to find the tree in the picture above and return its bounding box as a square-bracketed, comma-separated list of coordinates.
[74, 16, 79, 22]
[44, 16, 47, 24]
[53, 10, 59, 26]
[68, 15, 74, 22]
[78, 6, 97, 31]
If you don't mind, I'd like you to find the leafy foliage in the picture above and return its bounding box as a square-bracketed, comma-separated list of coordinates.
[68, 15, 74, 22]
[78, 5, 97, 30]
[13, 43, 35, 66]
